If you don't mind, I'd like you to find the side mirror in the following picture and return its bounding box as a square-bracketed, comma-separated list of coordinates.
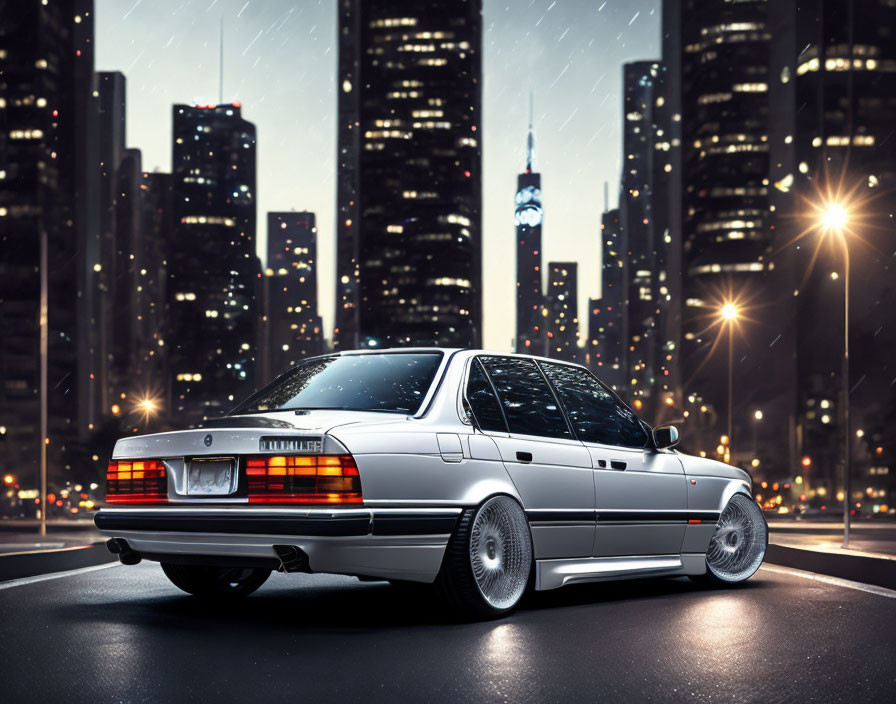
[653, 424, 680, 449]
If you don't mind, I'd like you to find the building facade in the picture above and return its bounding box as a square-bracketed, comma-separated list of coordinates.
[669, 0, 796, 471]
[335, 0, 483, 349]
[590, 208, 626, 390]
[135, 171, 173, 414]
[94, 71, 126, 422]
[169, 103, 258, 424]
[545, 262, 581, 364]
[0, 0, 97, 486]
[333, 0, 362, 351]
[791, 0, 896, 505]
[264, 212, 323, 382]
[621, 61, 666, 415]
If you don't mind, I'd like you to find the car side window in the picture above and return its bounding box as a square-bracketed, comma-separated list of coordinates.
[540, 362, 648, 448]
[465, 359, 508, 432]
[480, 356, 571, 439]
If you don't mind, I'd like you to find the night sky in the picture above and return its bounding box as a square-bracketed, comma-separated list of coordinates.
[96, 0, 661, 350]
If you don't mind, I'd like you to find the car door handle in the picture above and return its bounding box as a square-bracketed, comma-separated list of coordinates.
[516, 451, 533, 463]
[610, 460, 627, 470]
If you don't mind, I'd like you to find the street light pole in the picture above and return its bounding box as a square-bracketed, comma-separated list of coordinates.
[39, 228, 48, 538]
[817, 202, 852, 548]
[841, 237, 851, 548]
[719, 301, 739, 463]
[728, 321, 734, 457]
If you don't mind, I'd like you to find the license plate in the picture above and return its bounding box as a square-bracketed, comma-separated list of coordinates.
[187, 458, 237, 496]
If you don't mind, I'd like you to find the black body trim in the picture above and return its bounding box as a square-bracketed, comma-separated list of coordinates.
[94, 509, 461, 537]
[95, 511, 370, 537]
[526, 510, 721, 524]
[527, 510, 596, 523]
[371, 514, 459, 536]
[686, 511, 722, 523]
[598, 511, 688, 523]
[95, 506, 720, 537]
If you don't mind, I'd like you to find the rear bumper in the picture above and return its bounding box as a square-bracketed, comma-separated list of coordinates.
[95, 507, 461, 583]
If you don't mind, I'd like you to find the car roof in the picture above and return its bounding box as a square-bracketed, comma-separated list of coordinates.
[334, 347, 590, 371]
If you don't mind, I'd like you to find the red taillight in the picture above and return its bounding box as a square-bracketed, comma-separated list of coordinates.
[246, 455, 363, 504]
[106, 460, 168, 504]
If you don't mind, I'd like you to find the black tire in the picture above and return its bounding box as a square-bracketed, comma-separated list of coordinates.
[160, 563, 271, 599]
[435, 496, 533, 620]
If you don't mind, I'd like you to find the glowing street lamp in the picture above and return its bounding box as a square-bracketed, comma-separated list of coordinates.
[821, 203, 848, 232]
[138, 399, 158, 414]
[132, 392, 162, 427]
[721, 302, 739, 321]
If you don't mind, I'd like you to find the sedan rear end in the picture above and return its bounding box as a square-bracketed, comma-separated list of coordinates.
[94, 350, 458, 596]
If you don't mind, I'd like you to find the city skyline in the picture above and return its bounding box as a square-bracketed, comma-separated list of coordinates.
[3, 7, 896, 692]
[94, 0, 663, 350]
[1, 0, 892, 512]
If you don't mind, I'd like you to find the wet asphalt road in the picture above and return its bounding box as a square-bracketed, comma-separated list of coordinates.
[1, 563, 894, 703]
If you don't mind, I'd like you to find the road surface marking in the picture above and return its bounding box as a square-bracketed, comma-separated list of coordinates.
[0, 543, 100, 557]
[760, 564, 896, 599]
[0, 562, 121, 591]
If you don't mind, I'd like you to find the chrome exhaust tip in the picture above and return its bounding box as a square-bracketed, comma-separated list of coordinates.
[106, 538, 142, 565]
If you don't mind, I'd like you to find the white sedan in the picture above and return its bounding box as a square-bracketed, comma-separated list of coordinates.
[96, 349, 767, 618]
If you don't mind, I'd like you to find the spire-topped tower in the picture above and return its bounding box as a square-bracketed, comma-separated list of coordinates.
[514, 94, 544, 353]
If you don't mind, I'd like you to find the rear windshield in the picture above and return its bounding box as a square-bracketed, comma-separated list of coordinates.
[231, 352, 444, 415]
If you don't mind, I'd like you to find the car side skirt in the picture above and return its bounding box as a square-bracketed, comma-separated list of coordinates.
[534, 553, 708, 591]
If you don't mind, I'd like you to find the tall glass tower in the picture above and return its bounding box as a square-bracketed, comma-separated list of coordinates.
[335, 0, 483, 349]
[264, 212, 323, 381]
[515, 98, 543, 353]
[169, 103, 258, 424]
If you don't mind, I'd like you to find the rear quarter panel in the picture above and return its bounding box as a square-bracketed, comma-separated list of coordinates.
[330, 425, 520, 507]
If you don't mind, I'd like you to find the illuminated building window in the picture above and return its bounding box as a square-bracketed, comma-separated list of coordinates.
[732, 82, 767, 92]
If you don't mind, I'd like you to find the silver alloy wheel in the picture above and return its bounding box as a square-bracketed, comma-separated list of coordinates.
[469, 496, 532, 610]
[706, 494, 768, 582]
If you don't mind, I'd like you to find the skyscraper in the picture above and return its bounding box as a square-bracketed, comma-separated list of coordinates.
[591, 208, 626, 390]
[0, 0, 97, 484]
[514, 100, 543, 354]
[546, 262, 581, 364]
[621, 61, 664, 413]
[111, 147, 144, 404]
[264, 212, 323, 381]
[677, 0, 773, 446]
[791, 0, 896, 497]
[169, 103, 258, 423]
[135, 171, 173, 411]
[94, 71, 126, 421]
[333, 0, 361, 351]
[335, 0, 483, 349]
[658, 1, 685, 420]
[666, 0, 794, 465]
